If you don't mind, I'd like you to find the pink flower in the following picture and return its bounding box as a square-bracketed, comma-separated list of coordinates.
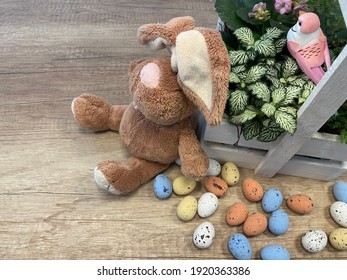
[292, 0, 309, 14]
[275, 0, 293, 15]
[248, 2, 270, 20]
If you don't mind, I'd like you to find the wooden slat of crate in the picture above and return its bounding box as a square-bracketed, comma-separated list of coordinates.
[201, 139, 347, 181]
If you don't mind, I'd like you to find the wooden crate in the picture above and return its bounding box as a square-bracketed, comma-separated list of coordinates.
[200, 1, 347, 181]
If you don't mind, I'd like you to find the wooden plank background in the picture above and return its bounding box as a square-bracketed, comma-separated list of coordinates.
[1, 0, 347, 260]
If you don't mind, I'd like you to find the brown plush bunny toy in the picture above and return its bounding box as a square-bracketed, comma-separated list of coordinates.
[71, 16, 230, 195]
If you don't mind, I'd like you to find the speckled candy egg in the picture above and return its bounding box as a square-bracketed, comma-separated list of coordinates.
[260, 244, 291, 260]
[221, 161, 239, 186]
[198, 192, 219, 218]
[242, 178, 264, 202]
[333, 181, 347, 203]
[286, 194, 313, 214]
[228, 233, 252, 260]
[207, 159, 221, 176]
[176, 196, 197, 221]
[193, 221, 215, 249]
[329, 228, 347, 250]
[173, 176, 196, 195]
[226, 202, 249, 226]
[153, 174, 172, 199]
[243, 212, 267, 237]
[261, 188, 283, 213]
[268, 209, 289, 235]
[330, 201, 347, 227]
[301, 229, 328, 253]
[204, 176, 228, 197]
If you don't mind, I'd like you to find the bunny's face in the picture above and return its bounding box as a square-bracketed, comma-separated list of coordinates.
[128, 58, 197, 126]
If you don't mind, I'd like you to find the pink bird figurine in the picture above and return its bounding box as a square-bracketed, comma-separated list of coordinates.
[287, 12, 331, 85]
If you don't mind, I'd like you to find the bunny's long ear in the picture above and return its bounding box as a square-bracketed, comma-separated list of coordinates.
[174, 28, 230, 126]
[137, 16, 195, 50]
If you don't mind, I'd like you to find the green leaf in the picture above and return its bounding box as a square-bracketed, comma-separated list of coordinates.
[271, 88, 286, 105]
[229, 50, 249, 65]
[275, 38, 287, 53]
[257, 127, 283, 142]
[274, 111, 297, 134]
[261, 27, 283, 40]
[229, 89, 249, 114]
[281, 86, 301, 105]
[282, 57, 298, 79]
[277, 106, 297, 117]
[229, 72, 241, 83]
[248, 82, 270, 102]
[232, 65, 247, 74]
[290, 77, 307, 87]
[230, 108, 257, 124]
[243, 119, 262, 140]
[261, 103, 276, 117]
[214, 0, 245, 31]
[234, 27, 255, 46]
[255, 39, 277, 56]
[245, 65, 267, 83]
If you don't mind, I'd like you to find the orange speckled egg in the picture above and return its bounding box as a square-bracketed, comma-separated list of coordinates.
[204, 176, 228, 197]
[226, 202, 249, 226]
[243, 212, 268, 237]
[242, 178, 264, 202]
[286, 194, 313, 214]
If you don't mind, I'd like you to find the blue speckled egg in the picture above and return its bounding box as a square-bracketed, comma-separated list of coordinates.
[268, 209, 290, 235]
[228, 233, 252, 260]
[333, 181, 347, 203]
[153, 174, 172, 199]
[260, 244, 290, 260]
[261, 188, 283, 213]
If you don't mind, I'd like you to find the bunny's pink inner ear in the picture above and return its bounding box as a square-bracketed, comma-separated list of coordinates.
[175, 29, 229, 126]
[140, 63, 160, 88]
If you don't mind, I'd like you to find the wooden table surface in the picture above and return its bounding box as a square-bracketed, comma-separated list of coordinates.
[1, 0, 347, 260]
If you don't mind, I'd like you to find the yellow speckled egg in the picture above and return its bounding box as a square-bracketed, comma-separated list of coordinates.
[243, 212, 268, 237]
[286, 194, 313, 214]
[173, 176, 196, 195]
[329, 228, 347, 250]
[204, 176, 228, 197]
[226, 202, 249, 226]
[176, 196, 197, 221]
[221, 161, 240, 186]
[242, 178, 264, 202]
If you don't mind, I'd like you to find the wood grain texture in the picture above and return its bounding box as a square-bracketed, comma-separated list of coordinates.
[1, 0, 347, 260]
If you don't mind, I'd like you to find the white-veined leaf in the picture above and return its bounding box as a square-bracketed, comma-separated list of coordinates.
[234, 27, 254, 46]
[277, 106, 297, 117]
[261, 103, 276, 117]
[271, 88, 286, 105]
[281, 86, 301, 105]
[257, 127, 283, 142]
[229, 50, 249, 65]
[229, 72, 241, 83]
[274, 111, 297, 134]
[248, 82, 270, 102]
[243, 119, 262, 140]
[245, 65, 267, 84]
[232, 65, 247, 74]
[255, 39, 277, 57]
[261, 27, 283, 40]
[230, 108, 257, 125]
[282, 57, 298, 78]
[229, 90, 248, 114]
[275, 38, 287, 53]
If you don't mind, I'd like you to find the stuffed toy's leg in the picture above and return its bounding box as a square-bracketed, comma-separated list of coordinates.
[94, 157, 170, 195]
[71, 94, 127, 131]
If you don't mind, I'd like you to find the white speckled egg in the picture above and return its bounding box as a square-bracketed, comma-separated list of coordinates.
[330, 201, 347, 227]
[207, 159, 221, 176]
[301, 229, 328, 253]
[198, 192, 219, 218]
[193, 221, 215, 249]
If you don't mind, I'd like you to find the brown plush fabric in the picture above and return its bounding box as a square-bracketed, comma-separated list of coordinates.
[71, 16, 230, 195]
